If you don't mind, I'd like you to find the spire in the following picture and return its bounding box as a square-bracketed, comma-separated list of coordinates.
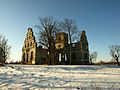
[80, 31, 89, 50]
[23, 27, 37, 48]
[27, 27, 33, 35]
[80, 31, 87, 42]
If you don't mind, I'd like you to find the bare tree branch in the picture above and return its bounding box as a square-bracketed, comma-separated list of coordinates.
[35, 16, 59, 65]
[61, 18, 80, 64]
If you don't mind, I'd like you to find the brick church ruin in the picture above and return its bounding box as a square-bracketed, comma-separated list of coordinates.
[22, 28, 89, 65]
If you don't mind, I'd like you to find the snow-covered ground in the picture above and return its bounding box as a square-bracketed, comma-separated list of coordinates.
[0, 65, 120, 90]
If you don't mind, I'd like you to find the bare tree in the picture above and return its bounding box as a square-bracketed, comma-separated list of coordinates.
[61, 18, 80, 64]
[36, 16, 59, 65]
[0, 34, 11, 65]
[89, 51, 97, 64]
[109, 45, 120, 66]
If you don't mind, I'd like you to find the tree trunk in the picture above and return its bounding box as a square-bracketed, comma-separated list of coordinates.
[116, 58, 120, 66]
[69, 44, 72, 65]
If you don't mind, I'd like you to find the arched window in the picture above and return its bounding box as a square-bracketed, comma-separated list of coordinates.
[28, 43, 29, 47]
[25, 44, 26, 48]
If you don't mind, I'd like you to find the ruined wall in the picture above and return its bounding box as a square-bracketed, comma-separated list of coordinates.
[22, 28, 89, 65]
[22, 28, 37, 64]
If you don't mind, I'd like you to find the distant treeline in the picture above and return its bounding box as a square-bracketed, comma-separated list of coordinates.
[95, 61, 118, 65]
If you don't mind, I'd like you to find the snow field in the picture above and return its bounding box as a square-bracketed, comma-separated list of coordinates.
[0, 65, 120, 90]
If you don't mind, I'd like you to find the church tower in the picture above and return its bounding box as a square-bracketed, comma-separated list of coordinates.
[22, 28, 37, 64]
[80, 31, 89, 63]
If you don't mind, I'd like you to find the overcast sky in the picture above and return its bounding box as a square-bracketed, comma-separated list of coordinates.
[0, 0, 120, 62]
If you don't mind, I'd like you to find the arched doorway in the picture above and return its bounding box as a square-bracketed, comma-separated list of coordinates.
[30, 51, 33, 62]
[26, 53, 29, 62]
[22, 53, 25, 63]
